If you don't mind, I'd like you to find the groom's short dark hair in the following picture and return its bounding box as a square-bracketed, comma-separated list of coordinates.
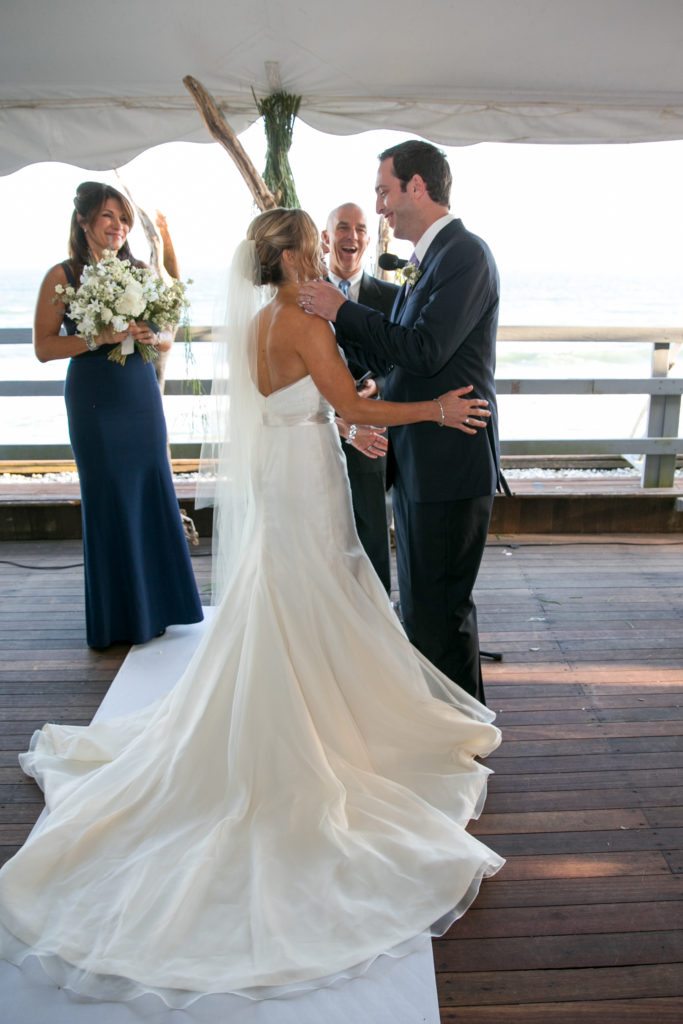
[379, 141, 452, 207]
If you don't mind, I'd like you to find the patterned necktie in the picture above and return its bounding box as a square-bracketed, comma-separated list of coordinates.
[338, 279, 351, 298]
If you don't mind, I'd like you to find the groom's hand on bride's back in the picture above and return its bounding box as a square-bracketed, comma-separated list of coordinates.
[438, 386, 491, 434]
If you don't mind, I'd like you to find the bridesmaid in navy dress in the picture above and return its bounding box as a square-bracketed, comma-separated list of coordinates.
[33, 182, 203, 648]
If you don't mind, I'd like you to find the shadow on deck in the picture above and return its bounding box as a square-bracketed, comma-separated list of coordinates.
[0, 535, 681, 1021]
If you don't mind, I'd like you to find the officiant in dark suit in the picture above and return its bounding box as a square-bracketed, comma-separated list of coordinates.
[300, 143, 500, 705]
[323, 202, 398, 593]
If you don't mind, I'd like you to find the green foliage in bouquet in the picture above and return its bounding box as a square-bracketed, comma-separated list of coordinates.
[54, 251, 191, 366]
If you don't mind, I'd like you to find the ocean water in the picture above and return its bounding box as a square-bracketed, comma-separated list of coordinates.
[1, 266, 681, 446]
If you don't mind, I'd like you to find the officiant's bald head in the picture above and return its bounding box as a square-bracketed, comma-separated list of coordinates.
[322, 203, 370, 280]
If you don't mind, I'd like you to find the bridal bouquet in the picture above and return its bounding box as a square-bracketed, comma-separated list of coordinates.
[54, 250, 190, 365]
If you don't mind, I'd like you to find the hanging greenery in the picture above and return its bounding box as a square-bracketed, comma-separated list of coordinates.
[253, 90, 302, 208]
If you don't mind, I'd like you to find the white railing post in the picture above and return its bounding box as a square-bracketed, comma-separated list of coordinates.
[642, 340, 680, 487]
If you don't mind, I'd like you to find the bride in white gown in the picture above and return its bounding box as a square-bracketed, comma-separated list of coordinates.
[0, 209, 504, 1007]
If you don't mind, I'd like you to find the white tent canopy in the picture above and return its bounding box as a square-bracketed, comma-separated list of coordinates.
[2, 0, 683, 175]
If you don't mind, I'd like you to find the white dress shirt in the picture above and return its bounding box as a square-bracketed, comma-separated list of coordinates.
[413, 213, 455, 264]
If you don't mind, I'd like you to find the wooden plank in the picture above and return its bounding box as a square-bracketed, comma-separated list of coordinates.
[0, 694, 110, 707]
[0, 768, 42, 784]
[486, 668, 683, 683]
[474, 875, 683, 909]
[498, 851, 671, 880]
[485, 786, 683, 813]
[470, 809, 649, 835]
[434, 930, 683, 972]
[494, 709, 683, 726]
[495, 327, 683, 343]
[491, 693, 683, 710]
[499, 439, 682, 456]
[443, 901, 682, 939]
[5, 437, 683, 466]
[0, 786, 45, 804]
[483, 753, 683, 774]
[646, 806, 683, 827]
[436, 963, 683, 1006]
[496, 650, 683, 664]
[496, 378, 683, 395]
[0, 709, 100, 721]
[488, 768, 683, 792]
[499, 727, 683, 742]
[0, 824, 34, 843]
[440, 997, 683, 1022]
[662, 849, 683, 873]
[489, 828, 683, 858]
[486, 737, 683, 758]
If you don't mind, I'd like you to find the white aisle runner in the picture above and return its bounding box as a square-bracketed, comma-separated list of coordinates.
[2, 615, 440, 1024]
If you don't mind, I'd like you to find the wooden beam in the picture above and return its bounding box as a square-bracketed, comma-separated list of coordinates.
[183, 75, 277, 212]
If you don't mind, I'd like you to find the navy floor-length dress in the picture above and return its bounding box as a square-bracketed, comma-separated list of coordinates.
[61, 261, 203, 648]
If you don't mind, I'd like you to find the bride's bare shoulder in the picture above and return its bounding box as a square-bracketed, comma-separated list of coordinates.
[270, 299, 334, 343]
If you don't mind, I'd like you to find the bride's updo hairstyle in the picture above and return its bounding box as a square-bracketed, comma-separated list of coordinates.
[247, 208, 324, 285]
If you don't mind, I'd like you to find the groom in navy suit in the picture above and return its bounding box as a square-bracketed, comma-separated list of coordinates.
[299, 141, 500, 704]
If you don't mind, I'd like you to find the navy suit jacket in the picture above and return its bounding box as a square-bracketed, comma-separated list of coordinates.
[336, 219, 500, 503]
[342, 271, 398, 379]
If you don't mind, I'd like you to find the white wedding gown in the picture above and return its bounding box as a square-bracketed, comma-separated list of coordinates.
[0, 375, 504, 1006]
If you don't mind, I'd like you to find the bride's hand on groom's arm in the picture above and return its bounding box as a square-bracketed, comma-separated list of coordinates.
[437, 386, 491, 434]
[336, 418, 388, 459]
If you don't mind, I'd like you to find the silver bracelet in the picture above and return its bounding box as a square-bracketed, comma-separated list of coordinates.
[433, 397, 445, 426]
[347, 424, 358, 443]
[84, 333, 98, 351]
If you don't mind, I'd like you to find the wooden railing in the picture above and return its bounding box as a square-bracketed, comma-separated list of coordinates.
[1, 326, 682, 487]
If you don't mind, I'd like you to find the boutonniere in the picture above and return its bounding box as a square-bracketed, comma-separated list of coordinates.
[396, 263, 422, 288]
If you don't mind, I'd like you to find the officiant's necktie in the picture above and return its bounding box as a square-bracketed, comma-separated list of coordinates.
[338, 279, 351, 298]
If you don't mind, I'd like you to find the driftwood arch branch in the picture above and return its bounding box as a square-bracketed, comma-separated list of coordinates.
[183, 75, 277, 212]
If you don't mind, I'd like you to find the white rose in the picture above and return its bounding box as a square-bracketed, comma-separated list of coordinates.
[100, 307, 113, 324]
[115, 281, 146, 318]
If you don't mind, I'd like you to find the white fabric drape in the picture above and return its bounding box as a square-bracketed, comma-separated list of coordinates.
[2, 0, 683, 175]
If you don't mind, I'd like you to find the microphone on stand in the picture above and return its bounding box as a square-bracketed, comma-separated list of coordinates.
[377, 252, 408, 271]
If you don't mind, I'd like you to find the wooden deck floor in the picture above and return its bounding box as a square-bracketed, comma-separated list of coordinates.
[0, 535, 681, 1021]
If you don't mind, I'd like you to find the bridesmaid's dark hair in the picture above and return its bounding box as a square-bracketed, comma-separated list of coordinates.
[67, 182, 140, 281]
[247, 208, 325, 285]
